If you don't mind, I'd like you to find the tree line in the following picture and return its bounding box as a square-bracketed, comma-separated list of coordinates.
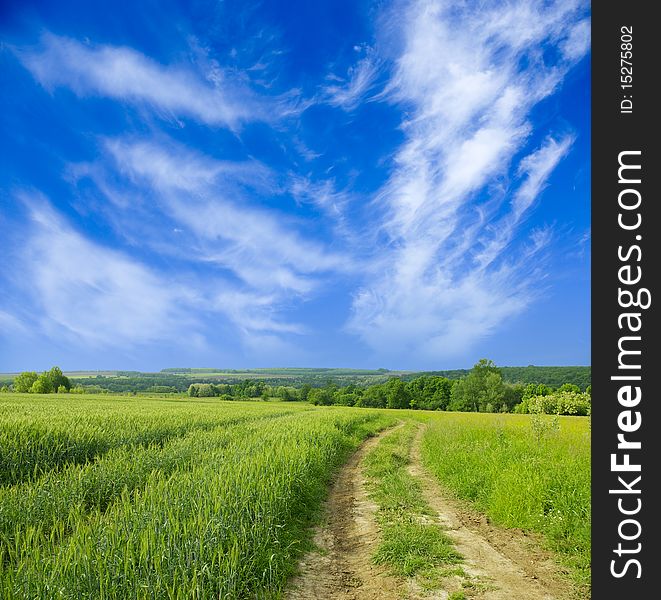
[187, 359, 590, 416]
[402, 365, 591, 390]
[7, 367, 71, 394]
[3, 360, 591, 416]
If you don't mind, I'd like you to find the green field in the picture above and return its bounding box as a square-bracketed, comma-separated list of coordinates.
[0, 394, 590, 598]
[420, 413, 591, 587]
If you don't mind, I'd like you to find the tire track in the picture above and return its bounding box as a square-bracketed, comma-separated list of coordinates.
[408, 424, 575, 600]
[285, 425, 405, 600]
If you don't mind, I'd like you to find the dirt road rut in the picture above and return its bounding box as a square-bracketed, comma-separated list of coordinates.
[408, 425, 574, 600]
[285, 427, 404, 600]
[286, 424, 576, 600]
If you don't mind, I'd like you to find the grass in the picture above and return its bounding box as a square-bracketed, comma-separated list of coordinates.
[421, 412, 591, 591]
[362, 423, 464, 587]
[0, 395, 303, 486]
[0, 395, 591, 598]
[0, 395, 395, 599]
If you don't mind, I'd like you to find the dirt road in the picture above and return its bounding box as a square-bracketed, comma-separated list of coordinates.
[408, 426, 575, 600]
[286, 424, 577, 600]
[285, 426, 404, 599]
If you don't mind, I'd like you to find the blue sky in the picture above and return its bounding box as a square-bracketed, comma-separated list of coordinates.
[0, 0, 590, 372]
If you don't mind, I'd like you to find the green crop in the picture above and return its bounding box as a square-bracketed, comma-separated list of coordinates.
[0, 395, 394, 598]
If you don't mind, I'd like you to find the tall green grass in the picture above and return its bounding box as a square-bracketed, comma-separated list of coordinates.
[0, 396, 590, 597]
[0, 395, 394, 599]
[0, 395, 302, 485]
[363, 424, 462, 584]
[0, 411, 305, 564]
[421, 413, 590, 588]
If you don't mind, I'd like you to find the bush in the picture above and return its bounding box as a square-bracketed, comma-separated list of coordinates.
[188, 383, 216, 398]
[13, 367, 70, 394]
[78, 385, 108, 394]
[558, 383, 581, 394]
[13, 372, 38, 393]
[554, 391, 591, 416]
[147, 386, 178, 394]
[527, 394, 557, 415]
[517, 391, 591, 416]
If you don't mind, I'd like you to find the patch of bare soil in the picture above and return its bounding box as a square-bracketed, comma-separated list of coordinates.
[285, 427, 406, 600]
[408, 425, 578, 600]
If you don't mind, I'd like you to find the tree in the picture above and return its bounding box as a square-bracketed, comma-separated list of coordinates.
[46, 367, 71, 392]
[481, 372, 506, 412]
[558, 383, 581, 394]
[356, 385, 387, 408]
[30, 374, 53, 394]
[501, 383, 524, 412]
[385, 378, 411, 409]
[522, 382, 552, 401]
[472, 358, 501, 378]
[406, 376, 452, 410]
[448, 378, 473, 411]
[308, 388, 334, 406]
[188, 383, 216, 397]
[448, 359, 504, 412]
[13, 371, 38, 393]
[299, 384, 312, 402]
[334, 390, 358, 406]
[274, 386, 297, 401]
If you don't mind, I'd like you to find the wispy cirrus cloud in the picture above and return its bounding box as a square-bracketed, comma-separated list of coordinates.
[474, 134, 575, 270]
[101, 138, 349, 290]
[348, 0, 589, 360]
[15, 32, 294, 128]
[1, 0, 589, 367]
[323, 49, 380, 111]
[14, 195, 196, 347]
[64, 137, 353, 345]
[12, 193, 314, 350]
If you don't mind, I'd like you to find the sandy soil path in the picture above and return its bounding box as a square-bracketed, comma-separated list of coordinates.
[286, 423, 579, 600]
[408, 425, 576, 600]
[285, 426, 405, 600]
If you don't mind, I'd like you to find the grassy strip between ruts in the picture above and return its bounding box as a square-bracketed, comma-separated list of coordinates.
[362, 422, 467, 598]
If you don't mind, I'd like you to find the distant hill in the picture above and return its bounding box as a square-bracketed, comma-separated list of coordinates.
[403, 366, 591, 390]
[1, 365, 590, 392]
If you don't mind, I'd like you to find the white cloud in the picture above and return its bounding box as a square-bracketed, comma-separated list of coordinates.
[16, 33, 292, 128]
[324, 52, 380, 111]
[66, 137, 355, 345]
[0, 310, 28, 336]
[348, 0, 589, 360]
[475, 134, 574, 269]
[18, 197, 196, 346]
[560, 18, 591, 61]
[12, 193, 314, 349]
[5, 3, 588, 363]
[101, 139, 348, 292]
